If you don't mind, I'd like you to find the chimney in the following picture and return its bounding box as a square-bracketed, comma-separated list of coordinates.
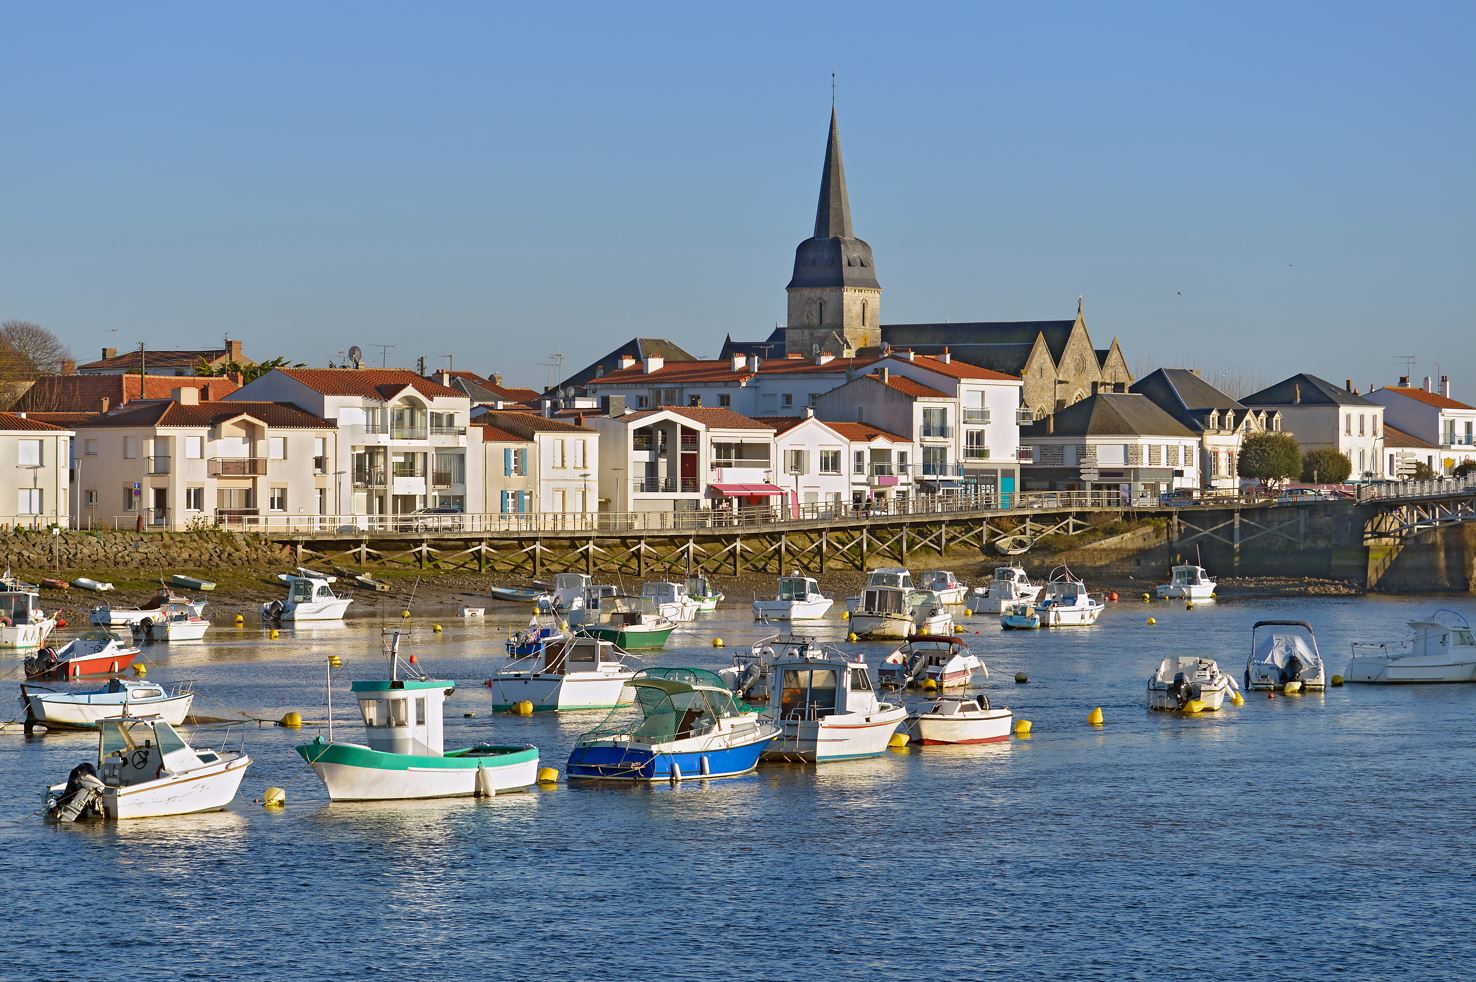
[100, 396, 110, 413]
[1345, 378, 1353, 393]
[594, 364, 604, 378]
[102, 347, 117, 360]
[1399, 375, 1409, 387]
[938, 347, 951, 364]
[618, 355, 637, 370]
[437, 370, 452, 387]
[902, 349, 916, 362]
[225, 338, 243, 361]
[173, 387, 199, 406]
[732, 353, 747, 372]
[879, 366, 890, 384]
[746, 355, 761, 373]
[492, 373, 503, 387]
[1423, 376, 1432, 392]
[602, 394, 627, 418]
[815, 352, 834, 366]
[1047, 413, 1055, 434]
[1294, 383, 1301, 405]
[804, 406, 814, 418]
[642, 355, 664, 374]
[1441, 376, 1451, 398]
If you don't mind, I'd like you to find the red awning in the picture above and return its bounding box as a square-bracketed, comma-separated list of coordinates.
[710, 483, 787, 496]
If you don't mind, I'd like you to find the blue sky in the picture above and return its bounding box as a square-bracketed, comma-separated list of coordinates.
[3, 2, 1472, 396]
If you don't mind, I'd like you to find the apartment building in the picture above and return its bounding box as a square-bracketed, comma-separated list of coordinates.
[0, 413, 72, 527]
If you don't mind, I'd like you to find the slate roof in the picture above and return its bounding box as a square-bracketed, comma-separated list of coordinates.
[1383, 424, 1438, 450]
[78, 346, 250, 373]
[1377, 386, 1476, 412]
[1131, 368, 1248, 432]
[1241, 373, 1375, 408]
[1021, 393, 1197, 439]
[787, 108, 879, 291]
[74, 400, 330, 429]
[276, 368, 461, 400]
[439, 371, 540, 405]
[555, 338, 698, 395]
[591, 353, 882, 387]
[718, 329, 786, 361]
[11, 374, 241, 413]
[882, 320, 1075, 365]
[0, 412, 70, 432]
[622, 406, 772, 430]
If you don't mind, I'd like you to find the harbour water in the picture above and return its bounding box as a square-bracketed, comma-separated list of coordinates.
[3, 594, 1474, 980]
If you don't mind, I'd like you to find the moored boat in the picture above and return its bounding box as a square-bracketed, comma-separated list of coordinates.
[262, 571, 353, 623]
[906, 694, 1013, 746]
[844, 567, 918, 614]
[297, 630, 538, 800]
[762, 643, 907, 762]
[21, 678, 194, 731]
[966, 566, 1041, 615]
[752, 572, 833, 621]
[1000, 602, 1041, 630]
[1245, 620, 1327, 691]
[640, 581, 700, 623]
[683, 576, 724, 611]
[565, 667, 777, 782]
[489, 634, 636, 712]
[132, 603, 211, 643]
[581, 596, 676, 649]
[45, 715, 250, 821]
[1157, 563, 1217, 601]
[0, 573, 58, 652]
[25, 630, 139, 680]
[720, 634, 825, 703]
[1147, 656, 1240, 712]
[91, 586, 206, 628]
[918, 570, 968, 606]
[1345, 610, 1476, 684]
[169, 574, 216, 592]
[1037, 567, 1104, 627]
[878, 635, 982, 690]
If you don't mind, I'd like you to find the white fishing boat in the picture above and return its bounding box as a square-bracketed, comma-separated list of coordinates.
[640, 581, 700, 623]
[851, 587, 952, 640]
[133, 603, 211, 643]
[752, 572, 833, 621]
[90, 587, 206, 628]
[297, 630, 538, 800]
[45, 716, 250, 821]
[1245, 620, 1327, 691]
[1147, 656, 1240, 712]
[489, 634, 637, 711]
[262, 571, 353, 623]
[1037, 567, 1104, 627]
[844, 567, 917, 613]
[1157, 564, 1217, 601]
[965, 566, 1041, 615]
[918, 570, 968, 606]
[0, 573, 57, 652]
[906, 694, 1013, 746]
[762, 644, 907, 762]
[1345, 610, 1476, 684]
[683, 576, 724, 612]
[878, 635, 982, 690]
[720, 634, 826, 703]
[559, 576, 620, 628]
[21, 678, 194, 731]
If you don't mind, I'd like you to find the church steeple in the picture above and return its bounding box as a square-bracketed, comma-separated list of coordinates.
[813, 108, 854, 239]
[785, 106, 881, 356]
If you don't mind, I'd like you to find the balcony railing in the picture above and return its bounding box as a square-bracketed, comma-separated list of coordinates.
[711, 458, 772, 469]
[145, 456, 171, 475]
[353, 469, 386, 487]
[430, 424, 466, 437]
[920, 425, 952, 439]
[633, 477, 701, 494]
[961, 409, 991, 424]
[1017, 446, 1035, 464]
[431, 470, 456, 488]
[209, 457, 266, 477]
[392, 463, 426, 479]
[360, 423, 430, 440]
[679, 436, 699, 452]
[963, 445, 991, 460]
[1016, 408, 1036, 426]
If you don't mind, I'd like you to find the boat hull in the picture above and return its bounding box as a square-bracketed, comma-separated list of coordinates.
[1157, 583, 1216, 600]
[30, 650, 138, 680]
[566, 727, 775, 781]
[0, 620, 56, 651]
[912, 709, 1013, 745]
[762, 707, 907, 763]
[159, 620, 210, 642]
[1146, 683, 1230, 712]
[849, 612, 916, 639]
[106, 754, 250, 819]
[752, 598, 832, 620]
[297, 740, 538, 800]
[584, 625, 673, 649]
[1343, 657, 1476, 684]
[22, 689, 193, 729]
[489, 672, 634, 711]
[276, 599, 353, 622]
[1039, 604, 1103, 626]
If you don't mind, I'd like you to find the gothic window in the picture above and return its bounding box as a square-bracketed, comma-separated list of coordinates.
[817, 300, 825, 325]
[861, 300, 868, 327]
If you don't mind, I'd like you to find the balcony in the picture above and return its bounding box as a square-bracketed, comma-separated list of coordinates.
[1017, 446, 1035, 464]
[431, 469, 457, 488]
[1015, 407, 1036, 426]
[209, 457, 267, 477]
[679, 435, 699, 452]
[963, 445, 991, 461]
[633, 477, 700, 494]
[430, 424, 466, 437]
[145, 456, 171, 475]
[360, 423, 430, 441]
[392, 462, 426, 479]
[920, 425, 952, 440]
[711, 457, 772, 469]
[353, 469, 386, 487]
[961, 408, 991, 424]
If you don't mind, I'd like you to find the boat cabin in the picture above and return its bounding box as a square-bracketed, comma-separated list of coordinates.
[541, 636, 623, 675]
[1044, 579, 1087, 604]
[777, 576, 822, 601]
[1405, 614, 1476, 655]
[285, 576, 341, 606]
[859, 586, 910, 615]
[991, 566, 1030, 586]
[97, 717, 215, 787]
[1169, 565, 1211, 587]
[0, 589, 43, 625]
[351, 678, 452, 756]
[920, 571, 961, 592]
[771, 650, 879, 721]
[641, 581, 690, 605]
[684, 576, 716, 597]
[864, 567, 914, 591]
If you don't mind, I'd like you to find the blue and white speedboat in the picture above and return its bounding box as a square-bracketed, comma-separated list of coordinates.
[565, 668, 777, 782]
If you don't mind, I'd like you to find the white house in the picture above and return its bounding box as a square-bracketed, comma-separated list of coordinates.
[1241, 373, 1385, 481]
[583, 351, 883, 416]
[473, 411, 598, 517]
[1367, 378, 1476, 476]
[228, 368, 481, 521]
[1019, 393, 1201, 501]
[767, 412, 918, 514]
[0, 413, 72, 527]
[1131, 368, 1282, 493]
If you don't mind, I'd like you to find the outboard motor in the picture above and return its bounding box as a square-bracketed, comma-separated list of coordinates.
[1286, 654, 1305, 684]
[1168, 672, 1200, 710]
[264, 599, 285, 624]
[48, 762, 105, 823]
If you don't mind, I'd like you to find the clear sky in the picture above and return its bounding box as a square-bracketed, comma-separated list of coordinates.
[3, 2, 1472, 396]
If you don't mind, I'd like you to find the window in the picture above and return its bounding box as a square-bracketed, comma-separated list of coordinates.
[922, 446, 948, 476]
[313, 437, 326, 474]
[123, 437, 138, 459]
[123, 486, 137, 512]
[84, 490, 97, 506]
[269, 437, 286, 460]
[922, 407, 948, 438]
[964, 430, 988, 460]
[636, 396, 648, 408]
[85, 439, 97, 456]
[897, 451, 909, 474]
[503, 447, 528, 477]
[16, 488, 41, 515]
[689, 395, 702, 407]
[718, 393, 731, 407]
[17, 440, 41, 467]
[269, 487, 287, 511]
[572, 439, 585, 469]
[785, 449, 807, 474]
[820, 450, 841, 474]
[185, 437, 203, 459]
[782, 393, 793, 408]
[856, 406, 865, 422]
[1359, 414, 1366, 436]
[861, 299, 868, 327]
[853, 450, 866, 475]
[1345, 414, 1352, 436]
[185, 487, 204, 511]
[316, 488, 327, 515]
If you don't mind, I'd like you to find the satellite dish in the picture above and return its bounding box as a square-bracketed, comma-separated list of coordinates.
[347, 345, 363, 369]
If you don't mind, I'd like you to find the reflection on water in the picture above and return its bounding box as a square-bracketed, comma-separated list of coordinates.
[3, 593, 1475, 978]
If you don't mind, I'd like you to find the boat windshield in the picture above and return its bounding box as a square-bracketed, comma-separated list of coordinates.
[577, 668, 741, 745]
[685, 578, 711, 595]
[778, 578, 811, 600]
[867, 570, 910, 589]
[993, 568, 1017, 583]
[862, 588, 906, 614]
[0, 594, 36, 618]
[777, 667, 839, 717]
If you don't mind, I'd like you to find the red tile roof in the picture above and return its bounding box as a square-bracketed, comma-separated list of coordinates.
[886, 353, 1018, 381]
[592, 354, 882, 387]
[1381, 386, 1475, 412]
[624, 406, 773, 430]
[479, 411, 588, 436]
[863, 373, 951, 399]
[823, 421, 913, 444]
[472, 421, 533, 443]
[11, 374, 241, 413]
[75, 400, 330, 429]
[277, 368, 461, 399]
[20, 412, 100, 428]
[0, 412, 70, 432]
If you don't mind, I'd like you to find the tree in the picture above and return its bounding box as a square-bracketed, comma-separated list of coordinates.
[0, 320, 71, 375]
[1410, 461, 1437, 480]
[1301, 447, 1351, 484]
[1238, 432, 1302, 489]
[1452, 460, 1476, 479]
[195, 355, 302, 383]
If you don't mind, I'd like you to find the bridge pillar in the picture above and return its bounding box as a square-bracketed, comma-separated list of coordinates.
[1233, 511, 1241, 574]
[819, 529, 828, 573]
[734, 536, 741, 576]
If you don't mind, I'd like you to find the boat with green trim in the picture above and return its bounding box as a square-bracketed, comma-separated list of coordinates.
[580, 596, 676, 650]
[296, 631, 538, 800]
[683, 576, 724, 612]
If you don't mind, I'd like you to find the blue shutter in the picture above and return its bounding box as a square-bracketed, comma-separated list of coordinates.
[499, 490, 509, 514]
[518, 491, 529, 514]
[503, 448, 512, 477]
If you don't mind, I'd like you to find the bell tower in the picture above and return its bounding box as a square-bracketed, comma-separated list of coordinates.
[785, 108, 881, 356]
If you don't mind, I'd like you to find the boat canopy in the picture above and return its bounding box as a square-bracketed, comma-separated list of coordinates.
[641, 582, 686, 602]
[991, 566, 1026, 583]
[578, 667, 745, 746]
[860, 587, 908, 614]
[1171, 565, 1210, 586]
[777, 577, 818, 600]
[865, 568, 913, 589]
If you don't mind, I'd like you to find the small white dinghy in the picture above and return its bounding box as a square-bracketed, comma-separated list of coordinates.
[45, 716, 250, 821]
[907, 694, 1013, 746]
[1245, 620, 1327, 691]
[1147, 656, 1241, 713]
[966, 566, 1041, 615]
[21, 678, 194, 731]
[1157, 563, 1217, 601]
[133, 603, 211, 643]
[91, 587, 206, 628]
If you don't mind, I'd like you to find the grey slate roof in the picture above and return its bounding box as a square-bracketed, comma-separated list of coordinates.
[1241, 373, 1375, 408]
[555, 338, 698, 395]
[786, 108, 879, 291]
[1131, 368, 1247, 432]
[718, 329, 786, 360]
[1021, 392, 1197, 439]
[881, 320, 1074, 364]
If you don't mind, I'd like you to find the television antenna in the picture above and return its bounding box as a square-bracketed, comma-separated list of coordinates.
[1394, 354, 1416, 379]
[347, 345, 364, 370]
[540, 352, 565, 390]
[369, 344, 395, 368]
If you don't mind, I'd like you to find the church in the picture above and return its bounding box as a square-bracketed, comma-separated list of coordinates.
[719, 107, 1133, 416]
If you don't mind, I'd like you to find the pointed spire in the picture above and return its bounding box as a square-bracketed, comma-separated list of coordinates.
[813, 107, 854, 239]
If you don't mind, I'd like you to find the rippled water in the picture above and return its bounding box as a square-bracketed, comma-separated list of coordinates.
[3, 594, 1475, 980]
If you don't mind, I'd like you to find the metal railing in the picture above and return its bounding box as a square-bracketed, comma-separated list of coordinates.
[391, 463, 426, 479]
[209, 457, 267, 477]
[353, 469, 386, 487]
[1357, 474, 1476, 502]
[1016, 447, 1035, 463]
[430, 424, 466, 437]
[963, 446, 990, 460]
[431, 470, 457, 488]
[633, 477, 701, 494]
[711, 458, 772, 469]
[920, 425, 952, 439]
[961, 409, 991, 424]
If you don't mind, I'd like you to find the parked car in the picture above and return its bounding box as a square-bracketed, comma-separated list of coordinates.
[1159, 489, 1202, 507]
[398, 507, 466, 532]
